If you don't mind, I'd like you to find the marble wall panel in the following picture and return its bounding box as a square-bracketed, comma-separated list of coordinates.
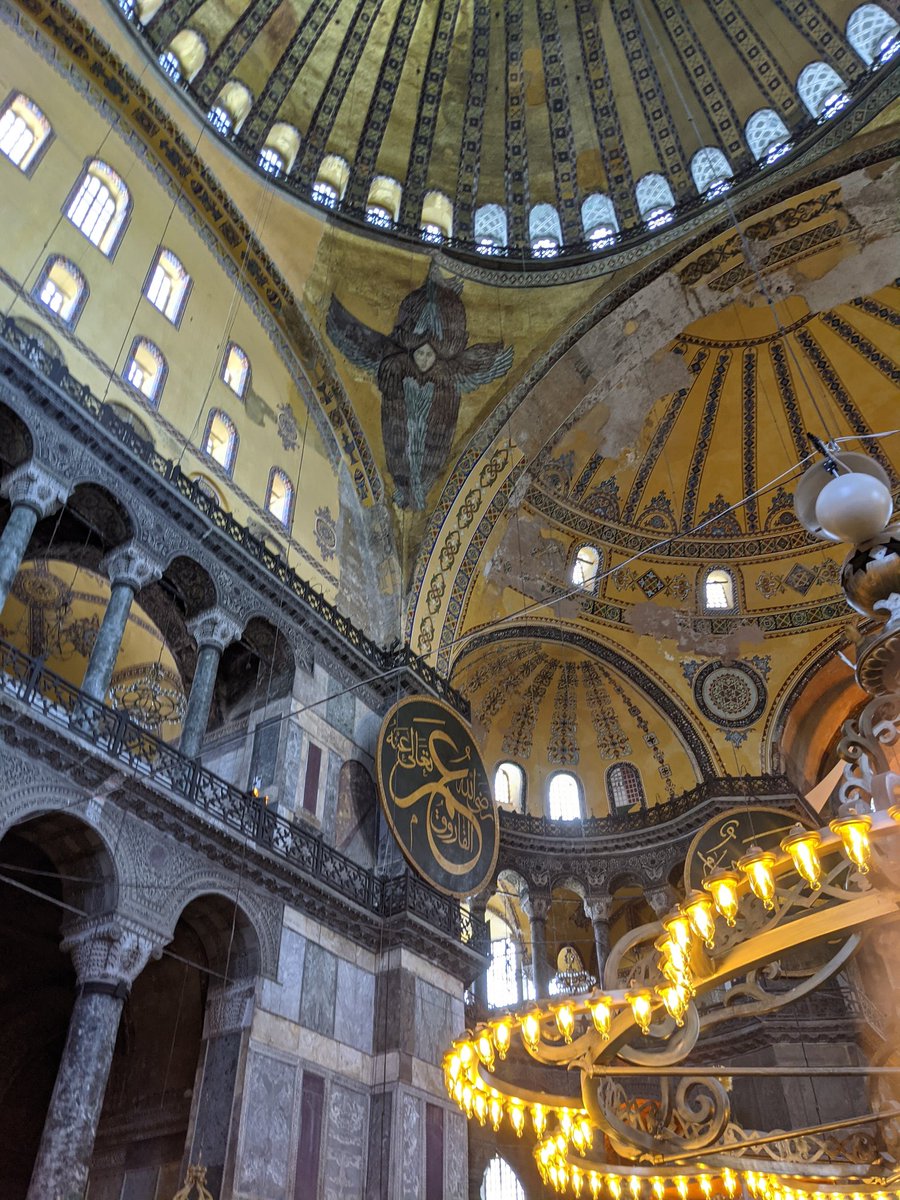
[236, 1050, 297, 1200]
[299, 942, 337, 1037]
[323, 750, 342, 841]
[334, 957, 375, 1055]
[445, 1109, 467, 1200]
[326, 689, 356, 740]
[121, 1167, 157, 1200]
[322, 1082, 369, 1200]
[413, 978, 453, 1066]
[364, 1090, 392, 1200]
[192, 1029, 242, 1196]
[399, 1091, 423, 1200]
[260, 925, 306, 1022]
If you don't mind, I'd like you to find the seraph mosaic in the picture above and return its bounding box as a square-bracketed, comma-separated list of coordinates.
[327, 269, 513, 509]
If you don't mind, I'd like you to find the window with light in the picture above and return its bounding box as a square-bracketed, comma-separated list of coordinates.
[582, 193, 619, 248]
[312, 181, 338, 208]
[33, 257, 87, 325]
[745, 109, 792, 164]
[481, 1156, 525, 1200]
[846, 4, 899, 66]
[366, 204, 393, 229]
[123, 338, 166, 406]
[258, 147, 284, 177]
[548, 772, 582, 821]
[606, 762, 645, 813]
[203, 409, 239, 473]
[66, 161, 130, 255]
[266, 468, 294, 526]
[158, 50, 181, 81]
[636, 173, 676, 228]
[145, 248, 190, 324]
[0, 93, 51, 172]
[690, 147, 733, 197]
[494, 761, 525, 813]
[797, 62, 848, 119]
[485, 912, 520, 1008]
[474, 203, 508, 253]
[572, 544, 601, 590]
[207, 105, 232, 135]
[703, 567, 735, 611]
[222, 343, 250, 397]
[530, 203, 563, 257]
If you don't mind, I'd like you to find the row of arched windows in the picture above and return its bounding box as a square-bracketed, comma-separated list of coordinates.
[493, 761, 647, 819]
[0, 97, 297, 530]
[111, 2, 899, 256]
[566, 544, 737, 614]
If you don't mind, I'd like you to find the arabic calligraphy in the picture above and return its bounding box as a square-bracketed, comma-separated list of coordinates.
[377, 698, 498, 897]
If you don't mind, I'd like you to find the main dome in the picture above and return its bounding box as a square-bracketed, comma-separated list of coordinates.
[127, 0, 896, 258]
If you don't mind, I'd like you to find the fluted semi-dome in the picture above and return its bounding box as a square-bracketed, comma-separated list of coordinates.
[125, 0, 898, 257]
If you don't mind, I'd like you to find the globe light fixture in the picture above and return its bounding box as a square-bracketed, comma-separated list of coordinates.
[815, 471, 893, 545]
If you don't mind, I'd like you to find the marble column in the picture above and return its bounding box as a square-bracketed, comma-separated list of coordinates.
[523, 894, 552, 998]
[0, 462, 68, 611]
[27, 916, 162, 1200]
[584, 895, 613, 986]
[80, 543, 164, 701]
[180, 607, 243, 758]
[469, 894, 490, 1009]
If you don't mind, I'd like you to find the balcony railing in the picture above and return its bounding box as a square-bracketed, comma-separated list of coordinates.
[0, 637, 488, 955]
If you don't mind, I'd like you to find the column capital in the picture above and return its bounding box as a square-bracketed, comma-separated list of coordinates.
[584, 894, 614, 923]
[188, 605, 244, 652]
[61, 916, 165, 988]
[1, 460, 69, 518]
[522, 893, 551, 923]
[645, 884, 678, 919]
[203, 980, 255, 1038]
[101, 541, 165, 592]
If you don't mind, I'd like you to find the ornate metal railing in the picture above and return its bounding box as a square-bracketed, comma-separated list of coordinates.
[0, 637, 487, 954]
[0, 316, 464, 710]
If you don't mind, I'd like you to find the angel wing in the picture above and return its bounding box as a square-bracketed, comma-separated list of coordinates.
[326, 296, 390, 374]
[455, 342, 514, 394]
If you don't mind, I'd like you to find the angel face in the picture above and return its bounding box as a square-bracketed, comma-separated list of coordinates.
[413, 343, 437, 373]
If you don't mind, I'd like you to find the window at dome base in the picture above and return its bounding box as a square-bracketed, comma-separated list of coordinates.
[606, 762, 645, 813]
[582, 193, 619, 249]
[207, 80, 253, 137]
[636, 173, 675, 228]
[745, 109, 792, 164]
[690, 147, 734, 198]
[421, 190, 452, 243]
[475, 203, 508, 254]
[258, 147, 284, 177]
[314, 154, 349, 208]
[313, 181, 338, 209]
[145, 248, 190, 325]
[530, 203, 563, 258]
[33, 257, 87, 325]
[207, 105, 232, 135]
[847, 4, 900, 66]
[494, 761, 525, 813]
[572, 544, 601, 591]
[222, 343, 250, 398]
[66, 160, 130, 256]
[481, 1156, 525, 1200]
[0, 93, 52, 173]
[266, 468, 294, 527]
[703, 566, 736, 612]
[123, 338, 166, 407]
[797, 62, 848, 119]
[203, 409, 239, 474]
[365, 177, 401, 230]
[547, 772, 582, 821]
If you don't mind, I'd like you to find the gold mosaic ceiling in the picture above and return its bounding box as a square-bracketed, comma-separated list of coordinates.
[134, 0, 877, 251]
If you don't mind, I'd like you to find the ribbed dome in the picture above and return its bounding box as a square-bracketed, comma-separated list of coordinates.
[128, 0, 894, 257]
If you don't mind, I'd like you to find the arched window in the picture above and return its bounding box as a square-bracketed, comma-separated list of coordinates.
[145, 248, 191, 324]
[421, 190, 453, 243]
[258, 147, 283, 176]
[474, 203, 508, 254]
[33, 256, 88, 325]
[745, 109, 792, 163]
[191, 474, 224, 508]
[690, 147, 733, 197]
[702, 566, 736, 611]
[160, 29, 207, 82]
[366, 176, 401, 228]
[494, 761, 525, 813]
[797, 62, 848, 118]
[259, 122, 300, 177]
[66, 160, 130, 256]
[0, 93, 51, 173]
[123, 337, 167, 407]
[581, 193, 619, 248]
[107, 401, 153, 444]
[572, 544, 601, 590]
[606, 762, 646, 813]
[847, 5, 899, 65]
[485, 911, 522, 1008]
[529, 203, 562, 257]
[314, 154, 349, 207]
[203, 409, 239, 474]
[266, 467, 294, 526]
[221, 342, 250, 397]
[207, 80, 253, 135]
[481, 1156, 526, 1200]
[636, 173, 675, 228]
[548, 772, 582, 821]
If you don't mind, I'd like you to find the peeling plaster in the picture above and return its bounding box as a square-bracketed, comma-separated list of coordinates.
[627, 601, 764, 660]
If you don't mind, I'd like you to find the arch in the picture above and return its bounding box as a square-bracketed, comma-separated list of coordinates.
[190, 472, 225, 508]
[208, 80, 253, 135]
[745, 108, 792, 163]
[123, 336, 167, 407]
[547, 770, 583, 821]
[65, 159, 131, 256]
[314, 154, 350, 206]
[701, 565, 737, 613]
[265, 467, 294, 526]
[162, 28, 207, 81]
[202, 408, 238, 474]
[581, 192, 619, 248]
[259, 122, 301, 177]
[635, 173, 675, 227]
[529, 202, 562, 257]
[0, 91, 52, 173]
[606, 762, 646, 813]
[144, 247, 191, 325]
[846, 4, 899, 65]
[797, 62, 848, 118]
[481, 1155, 525, 1200]
[171, 891, 260, 979]
[474, 203, 508, 252]
[366, 176, 401, 227]
[494, 760, 525, 812]
[0, 808, 119, 915]
[485, 908, 521, 1007]
[690, 147, 733, 196]
[33, 256, 88, 326]
[221, 341, 250, 398]
[105, 400, 153, 445]
[571, 543, 601, 590]
[0, 401, 35, 473]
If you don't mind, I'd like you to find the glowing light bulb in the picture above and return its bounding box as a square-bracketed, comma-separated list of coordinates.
[579, 1117, 593, 1149]
[452, 1077, 463, 1105]
[461, 1083, 473, 1116]
[488, 1094, 503, 1130]
[723, 1168, 738, 1197]
[590, 998, 612, 1037]
[630, 1176, 642, 1200]
[780, 824, 822, 889]
[522, 1011, 541, 1051]
[676, 1178, 689, 1200]
[532, 1103, 547, 1137]
[447, 1053, 461, 1082]
[652, 1179, 665, 1200]
[662, 912, 693, 951]
[629, 990, 654, 1034]
[475, 1031, 495, 1068]
[590, 1174, 602, 1199]
[556, 1004, 576, 1042]
[473, 1090, 487, 1124]
[573, 1169, 584, 1197]
[608, 1176, 623, 1200]
[459, 1042, 472, 1067]
[700, 1177, 713, 1199]
[682, 890, 717, 948]
[573, 1124, 586, 1153]
[738, 845, 778, 909]
[509, 1101, 525, 1136]
[658, 982, 690, 1026]
[702, 868, 741, 925]
[493, 1019, 511, 1058]
[830, 809, 872, 873]
[657, 934, 692, 978]
[560, 1109, 574, 1137]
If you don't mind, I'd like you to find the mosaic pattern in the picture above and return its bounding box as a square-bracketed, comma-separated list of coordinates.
[756, 556, 841, 599]
[503, 2, 529, 247]
[501, 658, 558, 759]
[547, 661, 579, 765]
[453, 0, 492, 239]
[535, 0, 580, 241]
[603, 667, 675, 797]
[693, 660, 767, 728]
[580, 662, 631, 758]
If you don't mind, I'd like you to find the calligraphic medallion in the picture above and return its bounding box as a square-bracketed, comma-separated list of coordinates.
[376, 696, 498, 897]
[683, 805, 813, 892]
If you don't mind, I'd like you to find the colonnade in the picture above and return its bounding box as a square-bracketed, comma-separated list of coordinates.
[0, 459, 247, 760]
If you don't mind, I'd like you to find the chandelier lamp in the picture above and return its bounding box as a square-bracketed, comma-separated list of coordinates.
[442, 808, 900, 1198]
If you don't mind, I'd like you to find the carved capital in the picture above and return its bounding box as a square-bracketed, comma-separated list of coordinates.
[1, 460, 69, 518]
[203, 980, 255, 1037]
[645, 885, 677, 918]
[522, 893, 551, 924]
[102, 541, 165, 592]
[188, 606, 244, 652]
[584, 894, 614, 924]
[61, 916, 165, 987]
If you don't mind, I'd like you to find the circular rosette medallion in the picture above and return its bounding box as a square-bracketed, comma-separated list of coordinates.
[693, 661, 766, 728]
[376, 696, 498, 897]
